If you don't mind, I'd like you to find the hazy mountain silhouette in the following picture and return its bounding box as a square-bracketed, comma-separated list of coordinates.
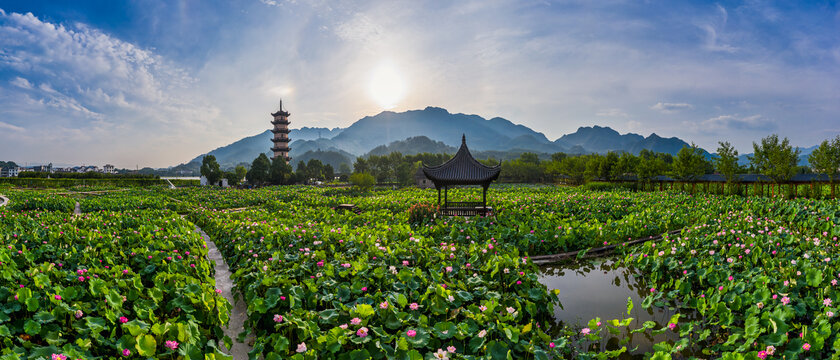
[177, 107, 719, 169]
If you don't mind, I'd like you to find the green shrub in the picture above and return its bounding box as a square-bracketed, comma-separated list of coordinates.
[349, 172, 375, 192]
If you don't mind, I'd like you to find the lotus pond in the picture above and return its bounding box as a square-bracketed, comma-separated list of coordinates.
[1, 185, 839, 359]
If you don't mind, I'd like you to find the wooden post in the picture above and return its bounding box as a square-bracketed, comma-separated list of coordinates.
[437, 187, 441, 205]
[444, 186, 448, 208]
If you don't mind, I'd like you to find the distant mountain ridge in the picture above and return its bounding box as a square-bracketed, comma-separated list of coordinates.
[173, 106, 814, 171]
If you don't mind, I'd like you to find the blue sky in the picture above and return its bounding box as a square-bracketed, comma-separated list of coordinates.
[1, 0, 838, 168]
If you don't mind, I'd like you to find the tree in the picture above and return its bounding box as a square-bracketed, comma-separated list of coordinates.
[519, 152, 540, 165]
[636, 150, 668, 185]
[750, 134, 801, 184]
[234, 165, 247, 184]
[270, 157, 293, 185]
[599, 152, 619, 181]
[809, 135, 840, 197]
[324, 164, 335, 181]
[349, 172, 375, 191]
[611, 153, 638, 180]
[353, 157, 370, 174]
[558, 156, 588, 185]
[550, 152, 567, 163]
[672, 143, 707, 181]
[200, 155, 222, 185]
[223, 171, 240, 186]
[296, 161, 308, 183]
[247, 154, 271, 185]
[715, 141, 740, 184]
[338, 163, 352, 175]
[306, 159, 325, 181]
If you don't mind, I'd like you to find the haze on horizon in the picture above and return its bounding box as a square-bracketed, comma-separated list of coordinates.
[0, 0, 838, 168]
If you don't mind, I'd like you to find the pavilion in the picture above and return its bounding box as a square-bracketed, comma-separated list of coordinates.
[422, 135, 501, 216]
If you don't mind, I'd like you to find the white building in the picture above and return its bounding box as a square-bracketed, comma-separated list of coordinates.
[0, 167, 20, 177]
[103, 164, 116, 174]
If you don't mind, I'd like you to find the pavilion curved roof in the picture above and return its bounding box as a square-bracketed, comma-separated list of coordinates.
[422, 135, 501, 186]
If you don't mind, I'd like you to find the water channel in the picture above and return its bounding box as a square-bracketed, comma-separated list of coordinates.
[539, 257, 702, 358]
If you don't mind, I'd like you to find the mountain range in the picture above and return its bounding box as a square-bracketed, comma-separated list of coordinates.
[171, 106, 817, 172]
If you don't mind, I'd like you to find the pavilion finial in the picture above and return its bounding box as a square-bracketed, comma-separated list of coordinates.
[461, 134, 466, 145]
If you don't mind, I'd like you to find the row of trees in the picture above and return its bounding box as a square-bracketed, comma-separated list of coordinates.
[348, 134, 839, 190]
[201, 154, 344, 187]
[199, 134, 840, 195]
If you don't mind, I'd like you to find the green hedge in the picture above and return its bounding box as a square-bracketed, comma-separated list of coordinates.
[0, 178, 199, 188]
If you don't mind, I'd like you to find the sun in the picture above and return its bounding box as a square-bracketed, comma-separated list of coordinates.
[368, 61, 407, 110]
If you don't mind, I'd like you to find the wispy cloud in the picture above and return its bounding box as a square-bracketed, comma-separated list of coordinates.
[683, 114, 774, 133]
[650, 102, 694, 113]
[9, 77, 32, 89]
[0, 121, 24, 132]
[0, 10, 218, 166]
[596, 108, 629, 117]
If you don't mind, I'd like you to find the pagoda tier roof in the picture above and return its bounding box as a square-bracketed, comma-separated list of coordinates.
[422, 135, 501, 187]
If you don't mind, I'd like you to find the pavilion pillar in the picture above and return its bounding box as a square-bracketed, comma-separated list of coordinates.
[482, 185, 488, 208]
[437, 187, 441, 205]
[444, 186, 448, 207]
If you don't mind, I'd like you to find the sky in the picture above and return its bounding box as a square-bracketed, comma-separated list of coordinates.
[0, 0, 838, 168]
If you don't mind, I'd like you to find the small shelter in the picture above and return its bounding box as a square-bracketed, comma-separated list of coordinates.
[422, 135, 501, 216]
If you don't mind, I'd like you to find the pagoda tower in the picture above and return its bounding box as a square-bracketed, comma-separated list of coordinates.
[270, 100, 291, 163]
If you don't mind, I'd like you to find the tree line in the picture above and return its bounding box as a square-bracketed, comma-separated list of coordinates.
[201, 134, 840, 195]
[200, 153, 344, 186]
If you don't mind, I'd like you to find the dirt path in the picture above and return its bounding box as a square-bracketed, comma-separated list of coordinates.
[194, 224, 252, 359]
[74, 202, 81, 216]
[0, 194, 8, 207]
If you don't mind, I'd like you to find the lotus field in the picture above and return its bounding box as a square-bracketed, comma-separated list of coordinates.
[1, 185, 839, 359]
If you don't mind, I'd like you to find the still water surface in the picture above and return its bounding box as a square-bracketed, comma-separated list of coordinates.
[539, 257, 702, 358]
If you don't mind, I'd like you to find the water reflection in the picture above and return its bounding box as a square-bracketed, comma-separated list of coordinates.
[539, 258, 700, 358]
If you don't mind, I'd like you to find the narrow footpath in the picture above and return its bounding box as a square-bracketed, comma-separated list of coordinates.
[194, 224, 252, 359]
[74, 202, 81, 216]
[0, 194, 9, 207]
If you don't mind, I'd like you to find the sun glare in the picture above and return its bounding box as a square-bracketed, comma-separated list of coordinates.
[368, 61, 407, 110]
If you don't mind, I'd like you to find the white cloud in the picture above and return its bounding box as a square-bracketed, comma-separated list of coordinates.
[684, 114, 774, 133]
[10, 77, 32, 89]
[0, 121, 24, 132]
[626, 120, 642, 131]
[596, 108, 628, 117]
[650, 102, 694, 113]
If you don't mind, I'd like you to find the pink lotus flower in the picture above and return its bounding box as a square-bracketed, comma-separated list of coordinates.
[351, 317, 361, 325]
[357, 326, 369, 337]
[122, 349, 131, 357]
[409, 302, 419, 310]
[51, 354, 67, 360]
[379, 301, 389, 309]
[757, 351, 767, 359]
[549, 342, 555, 348]
[824, 298, 832, 307]
[54, 295, 62, 300]
[119, 316, 128, 323]
[165, 340, 178, 350]
[781, 296, 790, 305]
[581, 328, 591, 335]
[273, 314, 283, 323]
[406, 329, 417, 337]
[447, 346, 456, 353]
[803, 343, 811, 351]
[296, 342, 307, 353]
